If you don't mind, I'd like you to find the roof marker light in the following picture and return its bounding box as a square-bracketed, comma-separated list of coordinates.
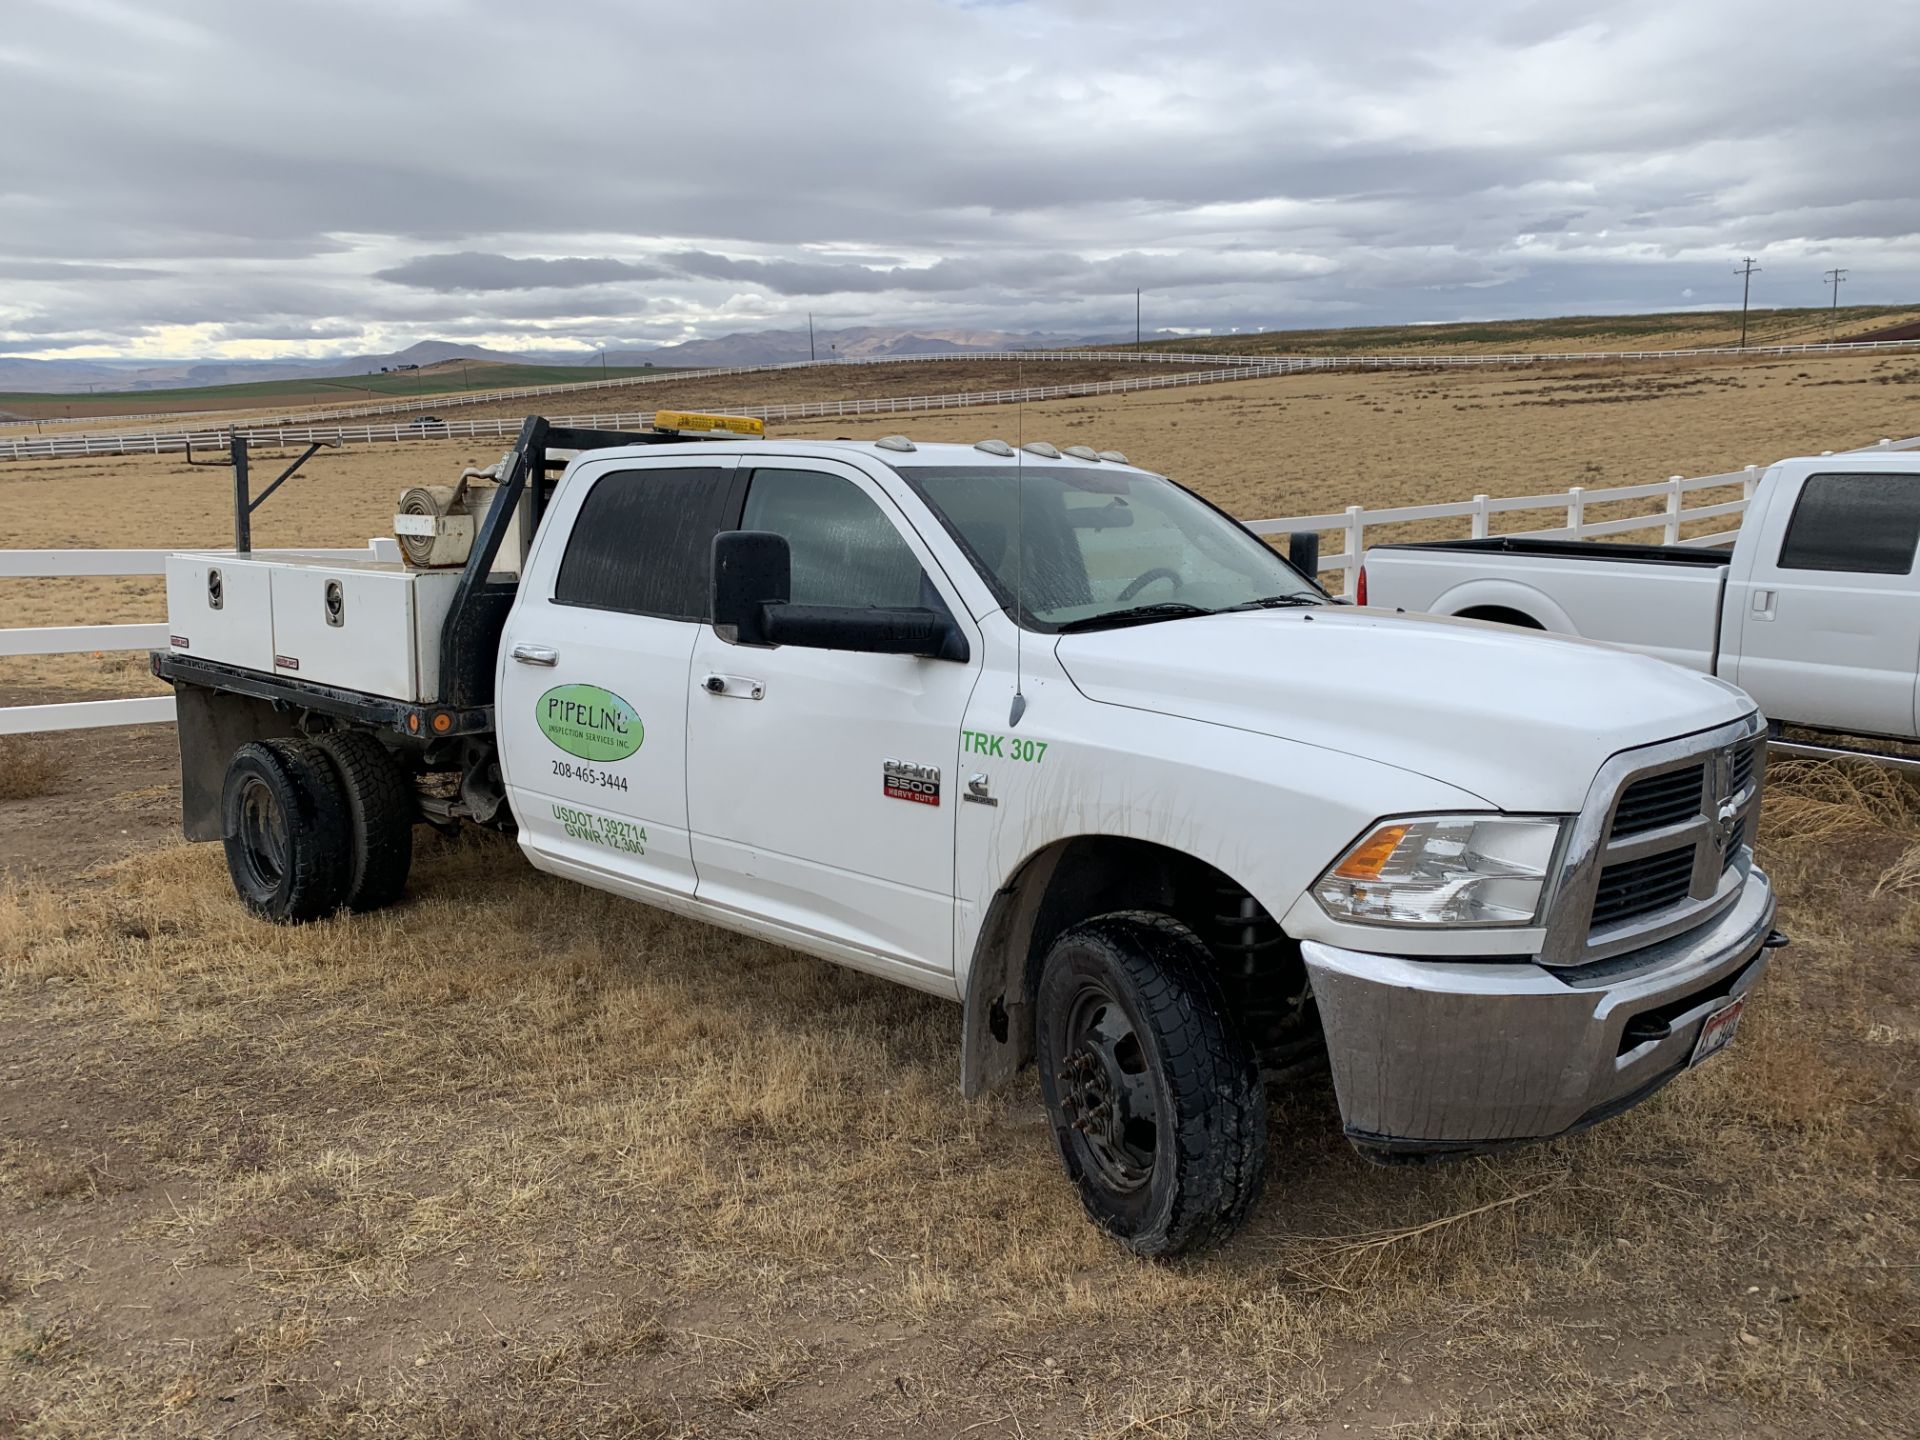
[974, 439, 1015, 456]
[1062, 444, 1101, 462]
[1097, 449, 1129, 464]
[1020, 441, 1061, 459]
[874, 435, 917, 452]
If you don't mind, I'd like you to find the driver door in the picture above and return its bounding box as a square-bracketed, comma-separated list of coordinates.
[685, 460, 981, 988]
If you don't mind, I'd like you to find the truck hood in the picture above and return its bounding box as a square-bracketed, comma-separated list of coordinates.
[1053, 607, 1755, 812]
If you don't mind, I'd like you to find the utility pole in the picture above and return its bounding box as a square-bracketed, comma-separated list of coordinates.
[1135, 289, 1141, 348]
[599, 345, 608, 379]
[808, 312, 815, 362]
[1823, 267, 1848, 341]
[1735, 257, 1761, 348]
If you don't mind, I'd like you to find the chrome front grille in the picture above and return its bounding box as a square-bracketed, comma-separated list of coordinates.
[1591, 845, 1696, 927]
[1610, 764, 1708, 837]
[1537, 716, 1767, 968]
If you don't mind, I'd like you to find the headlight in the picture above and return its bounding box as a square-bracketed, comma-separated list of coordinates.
[1314, 815, 1564, 927]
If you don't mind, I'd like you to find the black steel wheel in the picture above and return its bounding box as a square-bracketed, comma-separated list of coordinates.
[220, 740, 352, 923]
[1035, 912, 1267, 1257]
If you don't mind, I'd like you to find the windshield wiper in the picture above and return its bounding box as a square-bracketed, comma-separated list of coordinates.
[1053, 601, 1216, 634]
[1214, 593, 1324, 613]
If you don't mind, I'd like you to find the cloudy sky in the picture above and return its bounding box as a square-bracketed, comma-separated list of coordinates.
[4, 0, 1918, 360]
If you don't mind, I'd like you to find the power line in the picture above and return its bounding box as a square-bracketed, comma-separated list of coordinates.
[1734, 257, 1762, 348]
[1823, 267, 1848, 341]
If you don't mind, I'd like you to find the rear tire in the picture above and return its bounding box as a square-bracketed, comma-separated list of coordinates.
[315, 730, 415, 912]
[1035, 912, 1267, 1257]
[220, 740, 352, 923]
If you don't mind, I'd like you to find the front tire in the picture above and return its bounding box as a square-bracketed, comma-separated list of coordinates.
[220, 740, 352, 923]
[1035, 912, 1267, 1257]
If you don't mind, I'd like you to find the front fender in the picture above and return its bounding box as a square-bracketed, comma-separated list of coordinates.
[952, 709, 1484, 1096]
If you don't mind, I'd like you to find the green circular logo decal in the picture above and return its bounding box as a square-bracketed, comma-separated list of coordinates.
[536, 684, 643, 761]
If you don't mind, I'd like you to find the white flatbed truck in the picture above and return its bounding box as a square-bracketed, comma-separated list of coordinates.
[153, 414, 1785, 1255]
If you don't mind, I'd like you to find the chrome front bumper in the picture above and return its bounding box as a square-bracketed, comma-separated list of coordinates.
[1301, 866, 1778, 1158]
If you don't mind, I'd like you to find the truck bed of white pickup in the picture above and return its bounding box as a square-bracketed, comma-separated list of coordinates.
[1359, 537, 1734, 673]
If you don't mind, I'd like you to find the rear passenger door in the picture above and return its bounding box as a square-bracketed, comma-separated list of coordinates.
[1725, 470, 1920, 737]
[497, 455, 741, 901]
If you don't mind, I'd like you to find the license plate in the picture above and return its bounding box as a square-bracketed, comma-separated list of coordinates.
[1690, 997, 1745, 1066]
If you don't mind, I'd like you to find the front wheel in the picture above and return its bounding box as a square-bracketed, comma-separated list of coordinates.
[1035, 912, 1267, 1257]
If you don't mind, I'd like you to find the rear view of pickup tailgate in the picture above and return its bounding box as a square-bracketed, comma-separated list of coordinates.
[1360, 537, 1732, 674]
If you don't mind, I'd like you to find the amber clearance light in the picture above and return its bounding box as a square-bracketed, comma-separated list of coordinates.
[1331, 824, 1410, 881]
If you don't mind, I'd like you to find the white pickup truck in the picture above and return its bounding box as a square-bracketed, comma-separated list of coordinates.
[153, 413, 1783, 1256]
[1359, 450, 1920, 764]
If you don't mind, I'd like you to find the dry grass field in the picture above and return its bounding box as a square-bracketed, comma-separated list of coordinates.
[1131, 304, 1920, 357]
[3, 349, 1919, 1437]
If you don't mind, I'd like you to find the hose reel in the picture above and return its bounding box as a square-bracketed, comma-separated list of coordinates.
[393, 483, 476, 567]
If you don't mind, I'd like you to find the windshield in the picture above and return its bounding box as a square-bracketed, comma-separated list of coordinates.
[899, 464, 1321, 631]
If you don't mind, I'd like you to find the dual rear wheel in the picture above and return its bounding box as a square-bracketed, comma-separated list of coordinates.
[220, 732, 414, 923]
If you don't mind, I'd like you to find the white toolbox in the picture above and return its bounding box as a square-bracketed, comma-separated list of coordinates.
[166, 551, 464, 703]
[164, 555, 278, 674]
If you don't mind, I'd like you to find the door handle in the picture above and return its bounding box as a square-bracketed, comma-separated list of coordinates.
[512, 643, 559, 666]
[702, 673, 765, 700]
[1751, 589, 1776, 622]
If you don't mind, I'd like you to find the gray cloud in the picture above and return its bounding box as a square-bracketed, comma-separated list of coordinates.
[373, 252, 674, 291]
[1, 0, 1916, 360]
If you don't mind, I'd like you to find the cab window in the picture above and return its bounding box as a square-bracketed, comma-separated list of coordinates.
[553, 466, 731, 620]
[1777, 472, 1920, 575]
[740, 468, 926, 608]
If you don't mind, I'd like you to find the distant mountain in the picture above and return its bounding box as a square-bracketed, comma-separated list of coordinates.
[0, 339, 538, 394]
[0, 356, 136, 391]
[0, 328, 1121, 395]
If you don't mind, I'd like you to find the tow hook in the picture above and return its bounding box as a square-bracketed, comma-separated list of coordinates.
[1762, 930, 1790, 950]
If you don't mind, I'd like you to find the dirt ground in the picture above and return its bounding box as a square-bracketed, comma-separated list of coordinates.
[2, 744, 1917, 1438]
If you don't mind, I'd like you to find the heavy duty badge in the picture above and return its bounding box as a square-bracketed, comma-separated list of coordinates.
[883, 758, 941, 806]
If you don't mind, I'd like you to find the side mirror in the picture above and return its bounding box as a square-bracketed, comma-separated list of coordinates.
[711, 530, 969, 661]
[712, 530, 790, 646]
[1287, 530, 1320, 578]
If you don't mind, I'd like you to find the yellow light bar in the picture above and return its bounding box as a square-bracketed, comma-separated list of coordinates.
[653, 410, 765, 437]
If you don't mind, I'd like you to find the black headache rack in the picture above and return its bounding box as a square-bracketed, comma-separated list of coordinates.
[152, 415, 685, 736]
[1372, 535, 1734, 567]
[435, 416, 679, 710]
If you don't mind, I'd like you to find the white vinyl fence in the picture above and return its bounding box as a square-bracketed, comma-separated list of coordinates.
[3, 435, 1916, 738]
[11, 334, 1920, 460]
[1, 360, 1315, 459]
[17, 333, 1920, 437]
